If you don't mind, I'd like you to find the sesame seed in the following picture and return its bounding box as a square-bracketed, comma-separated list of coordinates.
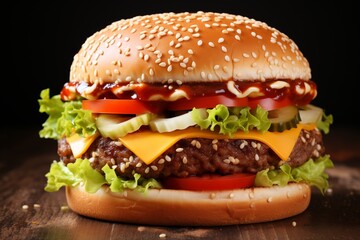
[151, 165, 158, 171]
[136, 162, 142, 168]
[248, 191, 254, 199]
[145, 167, 150, 174]
[176, 147, 184, 152]
[210, 193, 216, 199]
[255, 154, 260, 161]
[22, 205, 29, 210]
[165, 155, 172, 162]
[218, 37, 224, 43]
[159, 233, 166, 238]
[120, 163, 126, 172]
[197, 40, 203, 46]
[221, 46, 227, 53]
[223, 159, 231, 164]
[182, 156, 188, 164]
[208, 42, 215, 47]
[212, 144, 218, 151]
[149, 68, 154, 76]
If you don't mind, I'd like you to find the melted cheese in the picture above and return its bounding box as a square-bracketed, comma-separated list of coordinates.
[66, 124, 315, 164]
[120, 124, 315, 165]
[66, 132, 99, 158]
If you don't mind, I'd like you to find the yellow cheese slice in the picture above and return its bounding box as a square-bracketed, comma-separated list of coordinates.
[66, 132, 99, 158]
[119, 124, 315, 165]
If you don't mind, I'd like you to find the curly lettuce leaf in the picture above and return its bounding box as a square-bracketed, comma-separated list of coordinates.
[317, 112, 333, 134]
[102, 164, 161, 192]
[192, 104, 271, 135]
[38, 89, 97, 140]
[44, 159, 161, 193]
[255, 155, 334, 194]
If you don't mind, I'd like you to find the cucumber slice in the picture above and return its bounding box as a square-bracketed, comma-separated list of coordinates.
[268, 106, 300, 132]
[96, 113, 154, 139]
[299, 104, 323, 124]
[150, 109, 207, 133]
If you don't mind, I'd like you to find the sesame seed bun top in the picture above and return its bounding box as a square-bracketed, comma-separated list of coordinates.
[69, 11, 311, 85]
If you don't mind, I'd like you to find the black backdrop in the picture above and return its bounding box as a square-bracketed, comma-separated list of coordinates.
[9, 1, 357, 129]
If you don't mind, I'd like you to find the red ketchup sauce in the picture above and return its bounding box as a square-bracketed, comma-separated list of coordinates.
[60, 79, 317, 107]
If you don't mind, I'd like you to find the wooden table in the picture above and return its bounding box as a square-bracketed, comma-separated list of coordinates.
[1, 126, 359, 240]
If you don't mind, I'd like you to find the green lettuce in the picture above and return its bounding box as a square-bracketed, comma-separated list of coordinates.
[38, 89, 97, 140]
[192, 104, 271, 135]
[44, 159, 161, 193]
[317, 112, 333, 134]
[255, 155, 334, 194]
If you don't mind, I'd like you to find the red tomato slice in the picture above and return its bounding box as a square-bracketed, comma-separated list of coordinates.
[167, 95, 249, 111]
[248, 97, 292, 111]
[161, 173, 256, 191]
[83, 96, 293, 114]
[82, 99, 166, 114]
[168, 95, 292, 111]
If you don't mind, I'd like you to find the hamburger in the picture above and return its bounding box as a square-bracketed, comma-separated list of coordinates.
[39, 11, 334, 226]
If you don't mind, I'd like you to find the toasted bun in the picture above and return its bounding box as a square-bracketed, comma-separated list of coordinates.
[70, 11, 311, 87]
[66, 183, 311, 226]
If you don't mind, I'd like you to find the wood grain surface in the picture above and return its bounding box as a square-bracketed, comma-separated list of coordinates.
[1, 127, 359, 240]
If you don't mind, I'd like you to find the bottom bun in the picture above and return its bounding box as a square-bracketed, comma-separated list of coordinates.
[66, 183, 311, 226]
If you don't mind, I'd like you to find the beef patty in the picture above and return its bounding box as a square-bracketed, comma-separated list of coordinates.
[58, 128, 325, 179]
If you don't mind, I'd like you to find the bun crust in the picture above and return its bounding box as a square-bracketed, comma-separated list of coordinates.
[66, 183, 311, 226]
[70, 11, 311, 86]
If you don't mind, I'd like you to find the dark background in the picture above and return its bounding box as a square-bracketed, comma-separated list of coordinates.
[9, 1, 357, 130]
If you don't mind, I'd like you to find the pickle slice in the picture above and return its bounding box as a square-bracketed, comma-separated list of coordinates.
[268, 106, 300, 132]
[150, 110, 206, 133]
[299, 104, 323, 124]
[96, 113, 154, 139]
